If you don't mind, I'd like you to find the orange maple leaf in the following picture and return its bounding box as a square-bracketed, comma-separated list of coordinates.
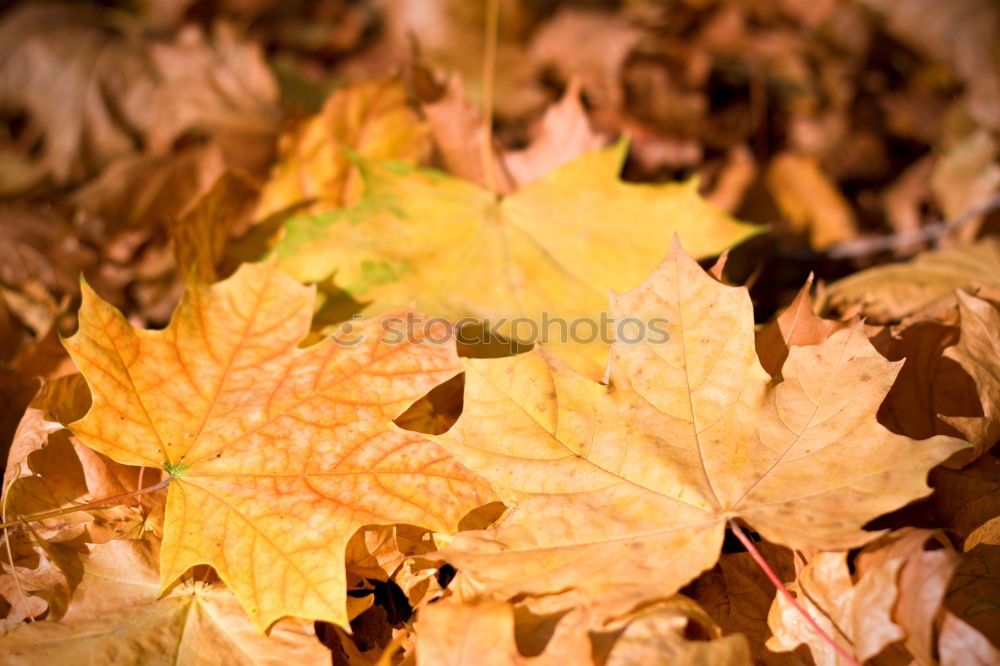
[62, 261, 493, 630]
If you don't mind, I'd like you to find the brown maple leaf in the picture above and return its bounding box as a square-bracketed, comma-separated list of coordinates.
[430, 240, 963, 616]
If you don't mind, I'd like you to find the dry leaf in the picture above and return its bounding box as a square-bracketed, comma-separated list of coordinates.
[145, 23, 280, 175]
[930, 128, 1000, 242]
[62, 261, 493, 629]
[772, 526, 999, 664]
[419, 76, 605, 193]
[939, 292, 1000, 462]
[501, 80, 606, 189]
[0, 536, 331, 665]
[414, 598, 588, 665]
[256, 74, 429, 220]
[1, 375, 165, 622]
[855, 529, 957, 664]
[930, 451, 1000, 550]
[3, 375, 156, 547]
[428, 241, 961, 615]
[530, 8, 641, 109]
[765, 152, 858, 250]
[412, 594, 748, 666]
[72, 145, 227, 237]
[418, 74, 515, 193]
[0, 6, 279, 192]
[597, 597, 752, 666]
[938, 610, 1000, 666]
[0, 205, 94, 320]
[766, 551, 905, 664]
[755, 276, 854, 377]
[820, 237, 1000, 323]
[863, 0, 1000, 131]
[763, 284, 996, 466]
[368, 0, 545, 119]
[872, 316, 979, 465]
[0, 4, 158, 190]
[945, 541, 1000, 653]
[172, 169, 261, 285]
[687, 543, 806, 665]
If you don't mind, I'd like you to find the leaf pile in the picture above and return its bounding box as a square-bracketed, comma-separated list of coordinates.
[2, 0, 1000, 664]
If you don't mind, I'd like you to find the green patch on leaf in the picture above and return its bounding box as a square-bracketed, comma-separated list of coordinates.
[346, 258, 413, 295]
[164, 460, 192, 479]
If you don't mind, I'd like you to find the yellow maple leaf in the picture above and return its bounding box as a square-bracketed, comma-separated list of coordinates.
[430, 241, 963, 610]
[275, 141, 763, 377]
[61, 261, 493, 630]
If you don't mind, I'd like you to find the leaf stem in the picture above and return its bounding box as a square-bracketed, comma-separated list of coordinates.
[0, 477, 170, 531]
[727, 519, 862, 666]
[136, 466, 146, 509]
[480, 0, 500, 193]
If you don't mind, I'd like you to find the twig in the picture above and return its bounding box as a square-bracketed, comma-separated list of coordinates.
[480, 0, 500, 193]
[825, 191, 1000, 259]
[136, 465, 146, 510]
[0, 477, 171, 531]
[728, 519, 862, 666]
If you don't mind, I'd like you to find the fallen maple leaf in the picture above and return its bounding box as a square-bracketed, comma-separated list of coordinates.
[929, 451, 1000, 551]
[940, 292, 1000, 463]
[820, 237, 1000, 323]
[276, 144, 762, 377]
[687, 542, 803, 665]
[413, 594, 748, 666]
[3, 375, 154, 547]
[145, 23, 280, 175]
[419, 75, 605, 193]
[765, 152, 858, 250]
[255, 73, 429, 221]
[61, 260, 493, 630]
[0, 536, 330, 665]
[172, 169, 262, 285]
[766, 549, 905, 663]
[1, 375, 162, 624]
[529, 7, 641, 110]
[850, 528, 1000, 665]
[930, 128, 1000, 241]
[755, 275, 854, 377]
[414, 598, 582, 665]
[763, 283, 998, 467]
[429, 241, 962, 614]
